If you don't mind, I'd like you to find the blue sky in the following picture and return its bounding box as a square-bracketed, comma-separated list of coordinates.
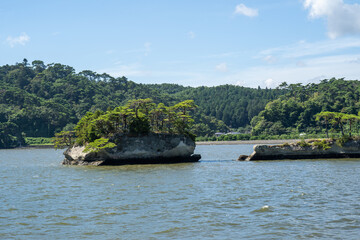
[1, 0, 360, 88]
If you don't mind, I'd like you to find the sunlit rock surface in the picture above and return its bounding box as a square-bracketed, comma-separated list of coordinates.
[242, 139, 360, 161]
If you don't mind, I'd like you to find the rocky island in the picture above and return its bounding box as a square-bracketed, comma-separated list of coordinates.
[56, 99, 201, 165]
[63, 134, 200, 166]
[240, 138, 360, 161]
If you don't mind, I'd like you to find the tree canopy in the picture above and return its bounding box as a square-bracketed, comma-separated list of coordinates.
[55, 99, 197, 152]
[0, 60, 284, 147]
[252, 78, 360, 137]
[3, 60, 360, 148]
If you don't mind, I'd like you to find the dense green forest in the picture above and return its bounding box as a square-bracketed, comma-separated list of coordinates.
[0, 59, 283, 148]
[251, 78, 360, 138]
[2, 59, 359, 148]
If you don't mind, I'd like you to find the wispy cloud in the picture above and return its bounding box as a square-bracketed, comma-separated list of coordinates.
[234, 4, 258, 17]
[123, 42, 152, 56]
[263, 55, 276, 64]
[230, 54, 360, 88]
[101, 35, 360, 88]
[215, 62, 228, 72]
[258, 38, 360, 59]
[99, 62, 206, 86]
[203, 50, 246, 59]
[304, 0, 360, 38]
[6, 33, 30, 47]
[232, 37, 360, 88]
[99, 51, 360, 88]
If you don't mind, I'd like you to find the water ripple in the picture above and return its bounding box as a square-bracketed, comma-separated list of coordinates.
[1, 147, 360, 239]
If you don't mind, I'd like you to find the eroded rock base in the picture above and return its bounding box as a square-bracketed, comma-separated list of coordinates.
[63, 154, 201, 166]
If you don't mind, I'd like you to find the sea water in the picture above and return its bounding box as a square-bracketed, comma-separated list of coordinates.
[1, 145, 360, 239]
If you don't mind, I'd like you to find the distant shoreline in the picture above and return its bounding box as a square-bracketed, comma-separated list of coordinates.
[196, 139, 301, 145]
[14, 139, 302, 149]
[21, 145, 55, 149]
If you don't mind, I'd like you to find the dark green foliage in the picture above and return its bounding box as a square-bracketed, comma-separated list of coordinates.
[4, 59, 360, 147]
[252, 78, 360, 137]
[61, 99, 197, 151]
[165, 84, 284, 128]
[53, 131, 75, 148]
[0, 122, 25, 148]
[129, 117, 151, 135]
[0, 60, 285, 148]
[25, 137, 53, 145]
[337, 135, 352, 147]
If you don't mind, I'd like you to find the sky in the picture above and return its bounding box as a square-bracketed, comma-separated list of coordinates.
[1, 0, 360, 88]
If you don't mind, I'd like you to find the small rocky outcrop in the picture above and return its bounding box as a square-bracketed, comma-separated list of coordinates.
[237, 155, 248, 161]
[63, 134, 201, 165]
[242, 139, 360, 161]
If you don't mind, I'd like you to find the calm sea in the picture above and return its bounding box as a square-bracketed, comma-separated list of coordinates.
[1, 145, 360, 239]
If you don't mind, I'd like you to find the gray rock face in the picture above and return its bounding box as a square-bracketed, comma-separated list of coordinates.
[244, 140, 360, 161]
[63, 134, 201, 165]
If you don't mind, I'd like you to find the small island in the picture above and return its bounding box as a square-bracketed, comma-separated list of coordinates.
[240, 138, 360, 161]
[56, 99, 201, 165]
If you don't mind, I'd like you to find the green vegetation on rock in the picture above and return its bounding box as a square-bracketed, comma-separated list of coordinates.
[25, 137, 53, 146]
[55, 99, 197, 152]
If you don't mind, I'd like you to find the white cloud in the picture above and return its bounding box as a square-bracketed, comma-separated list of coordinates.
[236, 80, 246, 86]
[188, 31, 195, 39]
[215, 62, 228, 72]
[234, 4, 258, 17]
[350, 57, 360, 64]
[304, 0, 340, 17]
[263, 55, 276, 63]
[304, 0, 360, 38]
[6, 33, 30, 47]
[265, 78, 274, 88]
[296, 61, 307, 67]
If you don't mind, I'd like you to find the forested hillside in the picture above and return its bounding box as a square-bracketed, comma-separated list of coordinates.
[0, 59, 283, 148]
[2, 60, 360, 148]
[147, 83, 285, 136]
[251, 78, 360, 137]
[172, 85, 283, 128]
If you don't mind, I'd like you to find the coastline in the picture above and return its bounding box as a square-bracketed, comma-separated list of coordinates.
[196, 139, 301, 145]
[21, 145, 55, 149]
[4, 139, 303, 149]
